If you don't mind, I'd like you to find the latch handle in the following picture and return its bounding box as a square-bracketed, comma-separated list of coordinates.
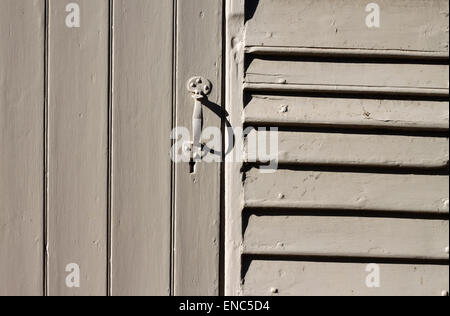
[185, 76, 212, 161]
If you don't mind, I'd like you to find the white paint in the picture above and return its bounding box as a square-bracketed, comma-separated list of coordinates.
[65, 3, 80, 28]
[202, 126, 222, 163]
[171, 126, 279, 170]
[365, 3, 381, 28]
[365, 264, 381, 288]
[65, 263, 80, 288]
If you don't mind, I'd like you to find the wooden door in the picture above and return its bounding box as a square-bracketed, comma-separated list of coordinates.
[0, 0, 222, 296]
[225, 0, 449, 296]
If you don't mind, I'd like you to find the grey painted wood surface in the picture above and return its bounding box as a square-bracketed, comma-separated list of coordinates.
[228, 0, 449, 296]
[244, 95, 449, 131]
[174, 0, 222, 296]
[244, 83, 449, 98]
[245, 0, 449, 53]
[225, 0, 246, 296]
[1, 0, 448, 296]
[244, 169, 449, 213]
[246, 130, 449, 168]
[111, 0, 173, 296]
[244, 215, 449, 260]
[0, 0, 45, 296]
[47, 0, 109, 296]
[242, 260, 449, 296]
[246, 59, 449, 91]
[1, 0, 222, 296]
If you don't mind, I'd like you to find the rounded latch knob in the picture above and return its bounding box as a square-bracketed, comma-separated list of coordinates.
[187, 76, 212, 99]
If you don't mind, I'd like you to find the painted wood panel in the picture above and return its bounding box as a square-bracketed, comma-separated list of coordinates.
[47, 0, 109, 296]
[244, 169, 449, 213]
[174, 0, 222, 296]
[245, 0, 449, 53]
[244, 95, 450, 131]
[111, 0, 173, 296]
[246, 59, 449, 91]
[228, 0, 450, 297]
[0, 0, 44, 296]
[225, 0, 247, 296]
[244, 215, 449, 260]
[242, 260, 449, 296]
[246, 130, 449, 168]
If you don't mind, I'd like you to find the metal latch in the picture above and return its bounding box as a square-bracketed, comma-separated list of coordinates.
[183, 76, 212, 163]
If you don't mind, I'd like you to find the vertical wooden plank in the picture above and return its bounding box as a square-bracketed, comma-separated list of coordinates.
[111, 0, 173, 296]
[174, 0, 223, 296]
[0, 0, 45, 296]
[225, 0, 245, 296]
[47, 0, 109, 296]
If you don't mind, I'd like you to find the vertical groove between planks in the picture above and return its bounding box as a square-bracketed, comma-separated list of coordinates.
[43, 0, 49, 297]
[219, 0, 227, 297]
[170, 0, 178, 297]
[107, 0, 113, 297]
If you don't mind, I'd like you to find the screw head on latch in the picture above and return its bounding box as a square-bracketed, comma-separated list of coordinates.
[187, 76, 212, 100]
